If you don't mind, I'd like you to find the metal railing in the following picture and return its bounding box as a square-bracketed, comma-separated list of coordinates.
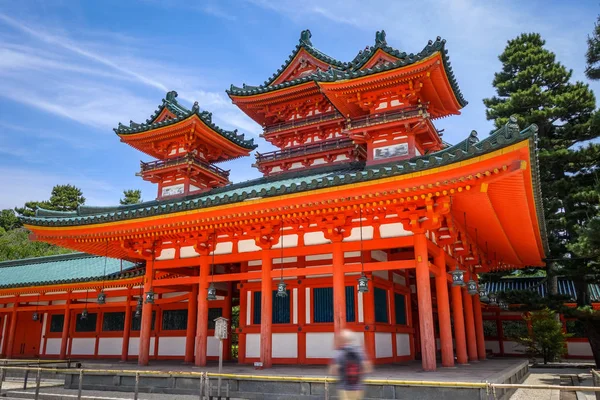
[255, 137, 355, 163]
[263, 112, 343, 135]
[140, 154, 230, 180]
[0, 364, 600, 400]
[345, 105, 426, 130]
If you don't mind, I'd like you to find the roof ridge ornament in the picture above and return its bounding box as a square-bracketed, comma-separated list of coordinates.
[375, 30, 387, 46]
[192, 101, 199, 112]
[165, 90, 178, 102]
[300, 29, 312, 46]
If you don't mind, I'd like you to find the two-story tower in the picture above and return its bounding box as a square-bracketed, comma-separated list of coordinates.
[228, 30, 466, 176]
[115, 91, 257, 199]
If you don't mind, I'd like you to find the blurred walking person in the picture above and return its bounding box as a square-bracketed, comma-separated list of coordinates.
[328, 329, 372, 400]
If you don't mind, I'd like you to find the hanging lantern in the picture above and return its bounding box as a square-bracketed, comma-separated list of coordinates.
[499, 299, 508, 310]
[134, 297, 143, 318]
[277, 279, 288, 297]
[467, 279, 478, 295]
[97, 290, 106, 304]
[449, 265, 465, 287]
[81, 308, 89, 320]
[478, 283, 489, 302]
[207, 282, 217, 301]
[32, 312, 39, 321]
[357, 273, 369, 293]
[488, 293, 498, 306]
[145, 289, 155, 304]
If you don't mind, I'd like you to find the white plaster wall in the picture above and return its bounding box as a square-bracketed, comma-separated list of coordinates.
[306, 254, 332, 261]
[98, 338, 123, 355]
[273, 257, 298, 264]
[71, 338, 96, 355]
[157, 248, 176, 260]
[40, 313, 47, 352]
[375, 332, 393, 358]
[304, 232, 328, 246]
[357, 292, 364, 323]
[248, 260, 262, 266]
[246, 333, 260, 358]
[162, 292, 187, 299]
[180, 246, 200, 258]
[393, 273, 406, 285]
[207, 337, 220, 357]
[272, 234, 299, 249]
[379, 223, 413, 238]
[239, 239, 261, 253]
[45, 338, 61, 355]
[343, 227, 374, 242]
[485, 340, 500, 354]
[273, 333, 298, 358]
[246, 291, 252, 325]
[306, 332, 335, 359]
[158, 337, 186, 356]
[503, 341, 526, 354]
[293, 288, 298, 324]
[396, 333, 410, 356]
[214, 241, 233, 255]
[567, 342, 593, 357]
[371, 250, 388, 262]
[106, 296, 126, 303]
[373, 271, 389, 280]
[128, 337, 156, 356]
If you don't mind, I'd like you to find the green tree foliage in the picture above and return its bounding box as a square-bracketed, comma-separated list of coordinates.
[586, 15, 600, 80]
[484, 32, 600, 366]
[0, 228, 72, 261]
[120, 189, 142, 205]
[515, 308, 570, 364]
[15, 184, 86, 217]
[0, 209, 21, 231]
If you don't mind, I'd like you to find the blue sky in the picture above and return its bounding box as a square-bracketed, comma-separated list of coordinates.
[0, 0, 599, 209]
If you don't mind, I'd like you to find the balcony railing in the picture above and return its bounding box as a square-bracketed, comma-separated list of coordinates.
[140, 154, 230, 179]
[255, 137, 355, 164]
[346, 105, 427, 130]
[263, 112, 343, 135]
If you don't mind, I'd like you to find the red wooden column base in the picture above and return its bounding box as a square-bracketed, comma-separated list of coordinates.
[414, 232, 436, 372]
[462, 287, 478, 362]
[260, 251, 273, 368]
[451, 285, 468, 364]
[434, 253, 454, 367]
[473, 294, 487, 360]
[195, 257, 209, 367]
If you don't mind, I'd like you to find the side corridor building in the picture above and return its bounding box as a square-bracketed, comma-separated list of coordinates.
[12, 31, 549, 371]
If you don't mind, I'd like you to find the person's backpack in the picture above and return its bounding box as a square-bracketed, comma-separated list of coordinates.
[342, 347, 361, 386]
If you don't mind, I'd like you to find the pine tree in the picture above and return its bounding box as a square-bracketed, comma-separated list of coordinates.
[120, 189, 142, 205]
[515, 308, 570, 364]
[15, 184, 86, 216]
[586, 15, 600, 80]
[484, 33, 600, 366]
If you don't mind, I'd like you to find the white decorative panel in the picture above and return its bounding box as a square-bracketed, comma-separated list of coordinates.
[343, 227, 373, 242]
[128, 337, 156, 356]
[306, 332, 335, 358]
[248, 260, 262, 266]
[246, 291, 252, 325]
[357, 292, 364, 323]
[180, 246, 200, 258]
[371, 250, 388, 262]
[393, 273, 406, 285]
[375, 332, 393, 358]
[272, 333, 298, 358]
[71, 338, 96, 355]
[305, 288, 311, 324]
[485, 340, 500, 354]
[207, 337, 220, 357]
[373, 270, 389, 280]
[380, 223, 413, 238]
[214, 241, 233, 255]
[40, 313, 47, 352]
[272, 234, 299, 249]
[396, 333, 410, 356]
[98, 338, 123, 356]
[238, 239, 260, 253]
[567, 342, 593, 357]
[246, 333, 260, 358]
[304, 232, 328, 245]
[162, 291, 187, 299]
[106, 296, 126, 303]
[45, 338, 61, 355]
[273, 257, 297, 264]
[306, 253, 332, 261]
[293, 288, 298, 324]
[156, 248, 176, 260]
[158, 337, 186, 356]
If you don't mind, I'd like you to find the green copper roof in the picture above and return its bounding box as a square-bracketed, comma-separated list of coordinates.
[23, 118, 544, 256]
[0, 253, 141, 289]
[114, 91, 257, 150]
[227, 31, 467, 108]
[487, 277, 600, 302]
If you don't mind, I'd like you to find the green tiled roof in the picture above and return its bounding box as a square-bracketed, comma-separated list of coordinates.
[0, 253, 141, 289]
[227, 31, 467, 108]
[487, 277, 600, 302]
[114, 91, 257, 150]
[22, 117, 545, 255]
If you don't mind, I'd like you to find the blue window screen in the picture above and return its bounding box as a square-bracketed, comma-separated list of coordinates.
[253, 290, 291, 324]
[313, 287, 333, 323]
[394, 293, 407, 325]
[346, 286, 356, 322]
[374, 287, 389, 323]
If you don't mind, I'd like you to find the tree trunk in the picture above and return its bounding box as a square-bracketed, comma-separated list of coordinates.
[584, 317, 600, 368]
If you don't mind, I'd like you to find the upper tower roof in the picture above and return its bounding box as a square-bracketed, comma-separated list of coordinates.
[115, 91, 257, 160]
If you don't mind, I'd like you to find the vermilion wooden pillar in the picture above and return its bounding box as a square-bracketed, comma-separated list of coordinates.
[332, 240, 346, 337]
[138, 259, 155, 366]
[59, 294, 71, 360]
[434, 253, 454, 367]
[223, 282, 233, 361]
[121, 292, 132, 362]
[472, 294, 487, 360]
[414, 232, 436, 371]
[195, 257, 209, 366]
[362, 278, 376, 360]
[185, 284, 198, 363]
[451, 285, 468, 364]
[462, 287, 478, 362]
[5, 304, 18, 358]
[260, 251, 273, 368]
